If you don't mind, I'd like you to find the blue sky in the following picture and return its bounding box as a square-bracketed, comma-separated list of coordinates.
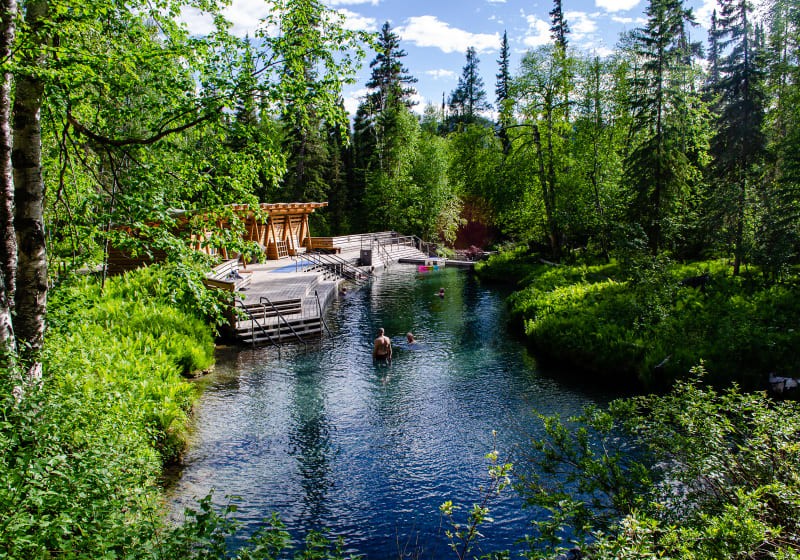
[183, 0, 725, 117]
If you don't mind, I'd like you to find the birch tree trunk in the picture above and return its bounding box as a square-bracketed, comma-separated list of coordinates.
[12, 0, 48, 376]
[0, 0, 16, 366]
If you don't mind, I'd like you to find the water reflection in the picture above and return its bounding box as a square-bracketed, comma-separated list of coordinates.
[168, 266, 613, 558]
[288, 368, 335, 524]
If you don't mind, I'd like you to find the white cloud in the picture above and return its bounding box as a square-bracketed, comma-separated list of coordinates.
[425, 69, 457, 80]
[183, 0, 383, 37]
[695, 0, 721, 28]
[589, 45, 614, 57]
[327, 0, 380, 5]
[343, 88, 369, 116]
[181, 0, 273, 37]
[397, 15, 500, 54]
[486, 0, 506, 3]
[522, 14, 551, 48]
[594, 0, 640, 12]
[337, 8, 377, 31]
[409, 93, 427, 115]
[565, 11, 598, 37]
[180, 8, 215, 36]
[610, 15, 645, 24]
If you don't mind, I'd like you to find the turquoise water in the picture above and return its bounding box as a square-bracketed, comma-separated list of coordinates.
[167, 266, 612, 557]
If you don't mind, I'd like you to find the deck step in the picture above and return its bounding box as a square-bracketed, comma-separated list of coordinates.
[238, 318, 323, 345]
[234, 316, 322, 335]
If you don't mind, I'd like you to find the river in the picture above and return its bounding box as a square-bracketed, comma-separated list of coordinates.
[167, 265, 612, 558]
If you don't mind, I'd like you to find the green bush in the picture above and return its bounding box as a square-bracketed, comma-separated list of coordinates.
[517, 371, 800, 560]
[480, 251, 800, 389]
[1, 263, 363, 559]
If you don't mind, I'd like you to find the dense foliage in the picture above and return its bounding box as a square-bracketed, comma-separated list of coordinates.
[477, 251, 800, 390]
[1, 265, 209, 556]
[1, 265, 364, 559]
[0, 0, 797, 555]
[516, 371, 800, 559]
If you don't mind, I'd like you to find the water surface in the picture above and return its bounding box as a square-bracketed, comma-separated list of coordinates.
[168, 266, 611, 557]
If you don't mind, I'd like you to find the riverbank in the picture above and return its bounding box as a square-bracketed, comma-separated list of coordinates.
[0, 263, 220, 557]
[1, 260, 390, 559]
[475, 248, 800, 391]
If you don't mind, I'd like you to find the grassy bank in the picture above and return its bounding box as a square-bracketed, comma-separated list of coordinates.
[0, 263, 218, 557]
[1, 263, 357, 559]
[476, 248, 800, 390]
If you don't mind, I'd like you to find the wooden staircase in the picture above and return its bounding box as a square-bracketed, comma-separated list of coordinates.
[230, 276, 332, 346]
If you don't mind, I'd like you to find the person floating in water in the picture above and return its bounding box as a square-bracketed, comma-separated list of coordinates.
[340, 286, 347, 296]
[438, 288, 445, 298]
[373, 328, 392, 362]
[406, 332, 416, 344]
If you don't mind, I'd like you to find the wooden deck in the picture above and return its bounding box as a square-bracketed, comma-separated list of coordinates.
[207, 233, 432, 346]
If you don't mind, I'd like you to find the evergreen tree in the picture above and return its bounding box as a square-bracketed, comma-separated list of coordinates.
[495, 31, 513, 154]
[550, 0, 570, 49]
[280, 109, 328, 203]
[707, 10, 721, 89]
[320, 111, 351, 235]
[708, 0, 766, 275]
[350, 103, 375, 232]
[279, 15, 328, 204]
[623, 0, 700, 253]
[355, 20, 417, 200]
[449, 47, 491, 125]
[365, 22, 417, 114]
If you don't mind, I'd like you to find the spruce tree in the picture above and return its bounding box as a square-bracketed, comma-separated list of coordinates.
[449, 46, 490, 125]
[623, 0, 699, 253]
[495, 31, 513, 154]
[708, 0, 766, 275]
[707, 10, 721, 89]
[357, 21, 417, 185]
[365, 22, 417, 114]
[321, 109, 351, 235]
[549, 0, 570, 49]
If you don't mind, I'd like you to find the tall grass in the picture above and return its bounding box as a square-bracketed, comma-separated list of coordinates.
[0, 264, 218, 557]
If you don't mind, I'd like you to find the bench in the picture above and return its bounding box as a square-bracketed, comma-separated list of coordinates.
[202, 259, 252, 291]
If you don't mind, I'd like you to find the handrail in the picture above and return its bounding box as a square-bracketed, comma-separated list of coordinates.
[305, 251, 367, 285]
[234, 298, 279, 349]
[304, 252, 337, 280]
[412, 235, 438, 257]
[260, 295, 307, 349]
[371, 236, 392, 269]
[373, 235, 415, 254]
[314, 290, 332, 337]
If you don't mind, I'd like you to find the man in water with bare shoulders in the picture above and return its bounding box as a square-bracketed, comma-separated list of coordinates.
[373, 328, 392, 362]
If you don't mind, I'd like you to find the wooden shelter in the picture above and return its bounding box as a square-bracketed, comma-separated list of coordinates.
[187, 202, 328, 260]
[107, 201, 328, 274]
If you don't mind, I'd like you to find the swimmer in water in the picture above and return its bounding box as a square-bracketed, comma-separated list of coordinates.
[438, 288, 445, 298]
[406, 332, 416, 344]
[373, 328, 392, 362]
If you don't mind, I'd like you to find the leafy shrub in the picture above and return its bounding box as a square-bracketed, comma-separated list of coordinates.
[518, 371, 800, 560]
[2, 264, 360, 558]
[475, 246, 540, 285]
